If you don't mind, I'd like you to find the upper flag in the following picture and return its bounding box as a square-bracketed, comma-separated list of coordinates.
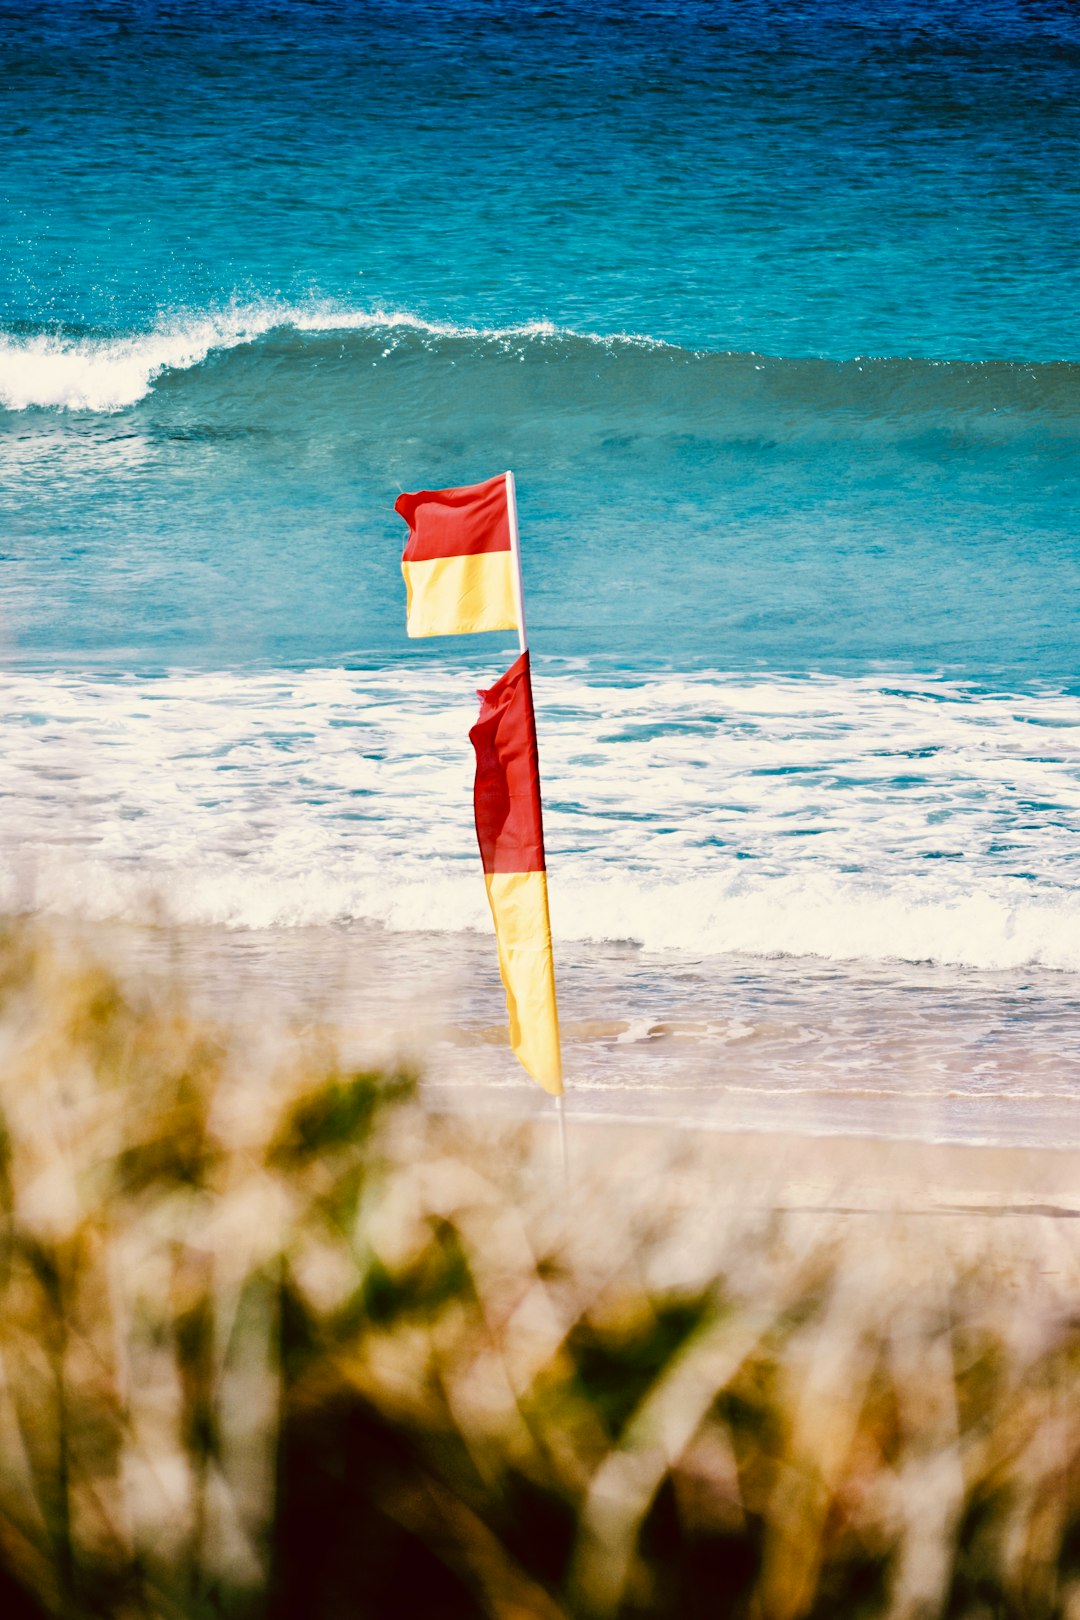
[470, 650, 562, 1095]
[396, 474, 520, 638]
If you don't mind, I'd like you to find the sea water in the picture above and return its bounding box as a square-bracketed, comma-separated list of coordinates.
[2, 0, 1078, 1142]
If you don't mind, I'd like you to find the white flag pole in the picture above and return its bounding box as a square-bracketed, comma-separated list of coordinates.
[505, 468, 528, 657]
[504, 470, 568, 1177]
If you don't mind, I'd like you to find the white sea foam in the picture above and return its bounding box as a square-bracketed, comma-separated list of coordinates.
[1, 665, 1078, 973]
[0, 304, 665, 412]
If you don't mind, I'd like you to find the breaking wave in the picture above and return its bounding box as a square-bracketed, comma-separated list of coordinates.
[2, 304, 1078, 430]
[0, 305, 664, 412]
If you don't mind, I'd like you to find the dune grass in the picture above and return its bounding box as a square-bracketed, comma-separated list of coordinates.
[0, 920, 1079, 1619]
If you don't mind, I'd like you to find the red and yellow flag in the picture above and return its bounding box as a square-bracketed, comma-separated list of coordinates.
[395, 472, 562, 1095]
[396, 474, 520, 638]
[471, 652, 562, 1095]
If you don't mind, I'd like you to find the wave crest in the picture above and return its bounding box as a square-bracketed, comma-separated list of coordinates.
[4, 305, 1078, 427]
[0, 304, 665, 412]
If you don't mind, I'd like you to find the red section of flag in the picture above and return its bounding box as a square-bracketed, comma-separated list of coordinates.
[470, 651, 546, 875]
[396, 475, 510, 562]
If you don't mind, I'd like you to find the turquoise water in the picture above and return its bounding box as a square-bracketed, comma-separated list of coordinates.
[1, 1, 1079, 1136]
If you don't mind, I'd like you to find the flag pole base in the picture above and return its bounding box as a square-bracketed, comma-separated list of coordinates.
[555, 1093, 568, 1179]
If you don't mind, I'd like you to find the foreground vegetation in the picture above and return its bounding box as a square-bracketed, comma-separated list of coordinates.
[0, 922, 1079, 1619]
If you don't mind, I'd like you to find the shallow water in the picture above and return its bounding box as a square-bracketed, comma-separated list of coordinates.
[79, 919, 1080, 1149]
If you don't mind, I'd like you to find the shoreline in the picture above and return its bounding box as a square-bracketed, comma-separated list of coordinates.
[14, 910, 1080, 1154]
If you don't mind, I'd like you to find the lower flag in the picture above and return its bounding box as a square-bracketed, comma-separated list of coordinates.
[470, 651, 563, 1096]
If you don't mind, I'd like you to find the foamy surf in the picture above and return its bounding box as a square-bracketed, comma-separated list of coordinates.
[1, 664, 1077, 973]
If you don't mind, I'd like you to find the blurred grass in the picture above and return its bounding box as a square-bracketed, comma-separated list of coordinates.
[1, 920, 1080, 1619]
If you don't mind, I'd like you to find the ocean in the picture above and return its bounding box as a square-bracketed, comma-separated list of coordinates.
[2, 0, 1078, 1144]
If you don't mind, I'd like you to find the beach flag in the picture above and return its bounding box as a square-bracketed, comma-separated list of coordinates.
[396, 471, 563, 1097]
[396, 474, 520, 638]
[471, 651, 562, 1095]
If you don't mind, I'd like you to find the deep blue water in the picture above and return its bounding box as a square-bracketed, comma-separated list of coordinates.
[5, 0, 1080, 357]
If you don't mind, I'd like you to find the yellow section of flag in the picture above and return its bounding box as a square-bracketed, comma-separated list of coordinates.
[484, 870, 563, 1096]
[402, 551, 519, 639]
